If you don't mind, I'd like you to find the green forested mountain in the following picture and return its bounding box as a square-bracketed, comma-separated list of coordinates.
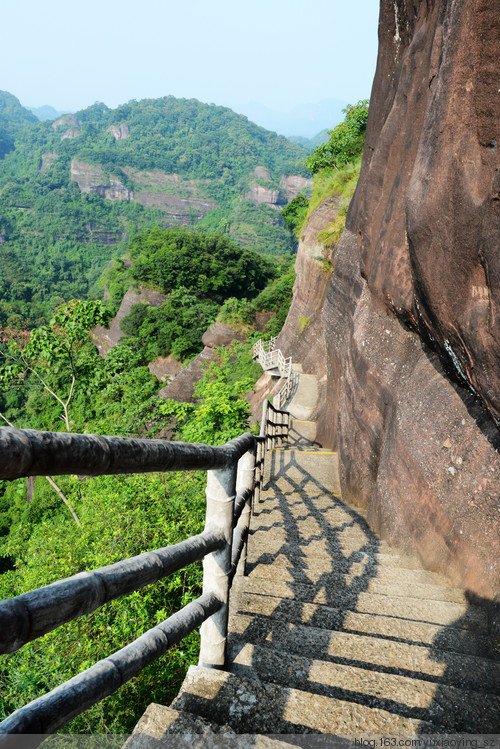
[0, 93, 309, 325]
[0, 91, 38, 159]
[27, 105, 68, 121]
[0, 99, 366, 736]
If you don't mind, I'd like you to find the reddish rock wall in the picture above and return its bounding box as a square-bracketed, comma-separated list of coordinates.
[351, 0, 500, 424]
[274, 0, 500, 599]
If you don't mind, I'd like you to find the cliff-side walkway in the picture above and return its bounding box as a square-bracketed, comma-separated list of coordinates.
[126, 371, 500, 744]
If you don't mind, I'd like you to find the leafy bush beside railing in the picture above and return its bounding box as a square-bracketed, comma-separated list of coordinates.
[0, 403, 289, 742]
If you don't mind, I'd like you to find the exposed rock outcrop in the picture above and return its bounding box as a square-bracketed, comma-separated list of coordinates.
[253, 167, 271, 181]
[352, 0, 500, 425]
[148, 355, 182, 383]
[243, 183, 286, 211]
[70, 162, 217, 224]
[71, 160, 131, 201]
[52, 114, 80, 130]
[270, 0, 500, 599]
[279, 174, 313, 202]
[92, 286, 166, 356]
[40, 153, 58, 173]
[158, 347, 219, 403]
[159, 322, 246, 403]
[243, 168, 312, 209]
[60, 128, 81, 140]
[107, 122, 130, 140]
[201, 322, 246, 348]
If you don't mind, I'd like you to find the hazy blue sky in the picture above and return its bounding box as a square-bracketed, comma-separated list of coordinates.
[3, 0, 379, 135]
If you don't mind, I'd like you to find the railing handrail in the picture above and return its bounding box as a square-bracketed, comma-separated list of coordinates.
[0, 402, 289, 741]
[0, 592, 221, 737]
[253, 338, 293, 410]
[0, 529, 225, 655]
[0, 428, 255, 480]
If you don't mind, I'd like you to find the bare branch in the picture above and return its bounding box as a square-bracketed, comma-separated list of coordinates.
[44, 476, 82, 527]
[0, 412, 82, 527]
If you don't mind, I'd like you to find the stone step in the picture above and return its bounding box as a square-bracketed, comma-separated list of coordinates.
[124, 703, 298, 748]
[255, 490, 364, 513]
[231, 576, 489, 631]
[247, 535, 433, 571]
[284, 373, 318, 421]
[287, 418, 318, 446]
[172, 665, 435, 735]
[251, 499, 374, 534]
[250, 498, 392, 545]
[227, 612, 500, 696]
[248, 524, 396, 558]
[245, 562, 466, 603]
[245, 551, 456, 589]
[228, 597, 499, 661]
[227, 641, 500, 733]
[124, 703, 213, 748]
[262, 450, 340, 495]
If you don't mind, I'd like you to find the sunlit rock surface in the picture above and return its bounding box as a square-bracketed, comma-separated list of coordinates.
[272, 0, 500, 598]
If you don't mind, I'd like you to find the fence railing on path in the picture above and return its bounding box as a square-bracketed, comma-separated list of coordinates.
[253, 338, 293, 410]
[0, 400, 289, 740]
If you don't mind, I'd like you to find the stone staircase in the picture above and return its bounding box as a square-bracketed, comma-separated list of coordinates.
[125, 371, 500, 745]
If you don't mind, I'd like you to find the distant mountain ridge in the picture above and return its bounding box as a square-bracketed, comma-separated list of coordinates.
[237, 98, 347, 138]
[0, 92, 312, 322]
[0, 90, 38, 158]
[28, 105, 71, 121]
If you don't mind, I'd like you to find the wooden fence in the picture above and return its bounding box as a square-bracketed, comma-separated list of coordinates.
[0, 401, 289, 741]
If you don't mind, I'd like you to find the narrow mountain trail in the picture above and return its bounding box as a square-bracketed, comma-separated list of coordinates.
[126, 367, 500, 745]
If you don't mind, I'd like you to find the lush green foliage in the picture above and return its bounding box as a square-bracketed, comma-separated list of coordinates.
[204, 201, 297, 258]
[306, 100, 369, 174]
[281, 194, 310, 239]
[0, 94, 307, 324]
[0, 296, 265, 733]
[115, 226, 278, 362]
[71, 97, 308, 181]
[217, 262, 296, 338]
[0, 92, 302, 735]
[307, 158, 362, 249]
[120, 290, 218, 361]
[128, 227, 275, 302]
[0, 470, 207, 732]
[0, 91, 37, 158]
[160, 343, 260, 445]
[0, 301, 159, 436]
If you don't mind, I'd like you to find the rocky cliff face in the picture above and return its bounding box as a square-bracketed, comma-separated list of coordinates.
[352, 0, 500, 426]
[244, 166, 312, 210]
[107, 122, 130, 140]
[70, 160, 217, 225]
[92, 286, 166, 355]
[158, 323, 247, 403]
[71, 160, 131, 201]
[275, 0, 500, 599]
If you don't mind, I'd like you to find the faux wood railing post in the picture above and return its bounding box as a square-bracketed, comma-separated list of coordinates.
[255, 439, 264, 508]
[198, 464, 237, 668]
[235, 447, 256, 576]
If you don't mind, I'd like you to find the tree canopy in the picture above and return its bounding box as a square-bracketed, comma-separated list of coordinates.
[306, 100, 369, 174]
[128, 226, 276, 301]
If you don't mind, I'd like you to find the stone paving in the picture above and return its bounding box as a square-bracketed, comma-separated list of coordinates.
[126, 371, 500, 745]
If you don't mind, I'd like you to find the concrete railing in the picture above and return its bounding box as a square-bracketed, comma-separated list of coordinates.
[253, 338, 293, 410]
[0, 406, 289, 741]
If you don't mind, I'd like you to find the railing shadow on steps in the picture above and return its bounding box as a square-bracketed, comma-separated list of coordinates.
[223, 450, 500, 734]
[0, 400, 289, 743]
